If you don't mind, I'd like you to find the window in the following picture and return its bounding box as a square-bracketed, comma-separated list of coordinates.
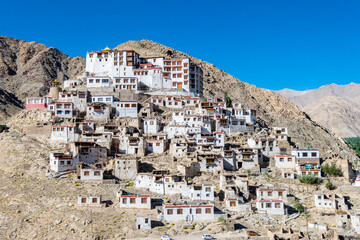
[131, 104, 137, 108]
[94, 171, 100, 176]
[268, 191, 272, 197]
[98, 98, 103, 101]
[266, 203, 271, 208]
[102, 79, 108, 83]
[67, 161, 71, 165]
[141, 198, 147, 204]
[196, 208, 201, 214]
[89, 79, 94, 83]
[84, 171, 90, 176]
[279, 191, 283, 197]
[92, 198, 97, 203]
[275, 203, 280, 208]
[167, 209, 173, 215]
[60, 161, 65, 165]
[81, 198, 86, 203]
[156, 143, 160, 146]
[106, 98, 111, 102]
[177, 209, 183, 214]
[130, 198, 136, 204]
[144, 218, 149, 224]
[302, 152, 308, 157]
[279, 158, 284, 162]
[311, 152, 317, 157]
[205, 187, 211, 192]
[287, 158, 292, 162]
[96, 79, 100, 83]
[205, 208, 211, 214]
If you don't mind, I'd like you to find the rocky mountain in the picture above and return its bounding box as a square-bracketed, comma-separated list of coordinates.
[276, 83, 360, 137]
[0, 36, 85, 121]
[0, 87, 23, 122]
[116, 40, 358, 162]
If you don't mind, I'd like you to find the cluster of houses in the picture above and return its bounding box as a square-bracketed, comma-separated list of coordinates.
[23, 46, 360, 236]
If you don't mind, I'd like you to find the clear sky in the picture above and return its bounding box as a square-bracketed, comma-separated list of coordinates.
[1, 0, 359, 91]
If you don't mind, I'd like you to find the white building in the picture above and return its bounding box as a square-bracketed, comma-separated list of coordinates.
[50, 125, 79, 143]
[143, 118, 161, 134]
[274, 155, 296, 169]
[58, 91, 88, 111]
[63, 79, 81, 89]
[159, 204, 214, 222]
[49, 152, 76, 172]
[91, 95, 114, 106]
[77, 196, 103, 207]
[187, 184, 215, 201]
[85, 48, 203, 96]
[256, 199, 285, 215]
[351, 210, 360, 234]
[114, 156, 138, 180]
[116, 101, 138, 118]
[256, 187, 287, 215]
[272, 127, 288, 141]
[248, 138, 279, 157]
[86, 103, 111, 123]
[234, 108, 257, 124]
[78, 163, 103, 182]
[314, 191, 348, 211]
[87, 76, 111, 88]
[48, 102, 75, 118]
[136, 216, 151, 230]
[114, 77, 138, 90]
[118, 192, 151, 209]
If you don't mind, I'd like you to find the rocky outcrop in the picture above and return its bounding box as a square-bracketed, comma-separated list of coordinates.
[116, 40, 358, 162]
[0, 87, 23, 122]
[0, 36, 85, 100]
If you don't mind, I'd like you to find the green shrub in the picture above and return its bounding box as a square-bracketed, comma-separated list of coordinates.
[299, 175, 322, 184]
[293, 200, 304, 212]
[326, 180, 334, 190]
[217, 216, 226, 226]
[322, 164, 342, 177]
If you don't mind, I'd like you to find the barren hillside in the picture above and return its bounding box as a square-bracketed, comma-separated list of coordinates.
[0, 36, 85, 100]
[116, 40, 358, 162]
[277, 83, 360, 137]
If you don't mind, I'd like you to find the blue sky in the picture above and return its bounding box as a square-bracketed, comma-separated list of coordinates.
[1, 0, 359, 91]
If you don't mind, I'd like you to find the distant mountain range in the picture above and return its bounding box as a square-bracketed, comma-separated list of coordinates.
[276, 83, 360, 137]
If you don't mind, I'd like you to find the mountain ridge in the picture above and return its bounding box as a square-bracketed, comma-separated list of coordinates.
[276, 82, 360, 137]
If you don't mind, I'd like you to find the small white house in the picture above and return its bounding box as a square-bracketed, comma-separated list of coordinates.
[272, 127, 288, 141]
[48, 102, 75, 118]
[351, 210, 360, 234]
[225, 197, 251, 212]
[87, 76, 110, 88]
[118, 192, 151, 209]
[77, 196, 103, 207]
[143, 118, 160, 134]
[114, 156, 138, 180]
[160, 204, 214, 222]
[78, 163, 103, 182]
[187, 184, 214, 201]
[136, 216, 151, 230]
[256, 187, 288, 202]
[256, 199, 286, 215]
[86, 103, 111, 123]
[234, 108, 257, 124]
[116, 101, 138, 118]
[50, 125, 79, 143]
[50, 152, 76, 172]
[314, 191, 348, 211]
[146, 139, 166, 154]
[274, 155, 296, 169]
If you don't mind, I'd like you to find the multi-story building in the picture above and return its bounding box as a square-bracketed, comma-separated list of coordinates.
[85, 48, 203, 96]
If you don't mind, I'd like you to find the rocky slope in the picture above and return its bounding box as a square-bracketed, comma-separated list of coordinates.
[303, 96, 360, 138]
[0, 87, 23, 122]
[0, 36, 85, 116]
[277, 83, 360, 137]
[116, 40, 358, 162]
